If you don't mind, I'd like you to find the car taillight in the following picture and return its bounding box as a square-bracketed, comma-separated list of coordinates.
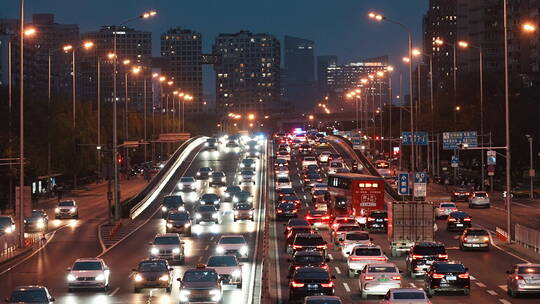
[316, 245, 327, 249]
[432, 273, 445, 279]
[514, 275, 524, 281]
[482, 236, 490, 242]
[364, 275, 375, 281]
[464, 218, 471, 222]
[287, 233, 292, 239]
[292, 210, 298, 213]
[412, 254, 424, 260]
[458, 273, 470, 279]
[322, 264, 329, 270]
[291, 281, 305, 288]
[317, 179, 322, 182]
[293, 245, 303, 249]
[277, 210, 283, 213]
[465, 192, 470, 195]
[320, 282, 334, 287]
[448, 218, 457, 222]
[454, 192, 459, 195]
[392, 276, 401, 280]
[463, 237, 468, 242]
[438, 254, 448, 259]
[321, 216, 330, 220]
[367, 217, 375, 222]
[384, 218, 389, 221]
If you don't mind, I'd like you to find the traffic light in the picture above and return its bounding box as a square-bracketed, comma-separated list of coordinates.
[375, 136, 380, 141]
[117, 154, 123, 165]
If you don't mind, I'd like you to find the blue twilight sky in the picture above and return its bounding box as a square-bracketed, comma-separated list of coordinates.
[1, 0, 427, 98]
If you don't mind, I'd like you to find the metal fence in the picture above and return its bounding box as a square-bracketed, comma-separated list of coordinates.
[515, 224, 540, 253]
[0, 232, 18, 259]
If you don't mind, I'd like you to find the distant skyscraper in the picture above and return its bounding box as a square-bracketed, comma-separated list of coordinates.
[213, 31, 280, 114]
[283, 35, 315, 111]
[161, 27, 203, 114]
[317, 55, 337, 98]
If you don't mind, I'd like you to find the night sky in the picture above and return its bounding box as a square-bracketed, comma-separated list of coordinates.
[2, 0, 427, 98]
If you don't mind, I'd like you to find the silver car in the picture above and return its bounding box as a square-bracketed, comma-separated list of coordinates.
[380, 288, 431, 303]
[358, 263, 401, 299]
[178, 176, 197, 192]
[67, 258, 110, 291]
[55, 200, 79, 219]
[468, 191, 490, 208]
[238, 170, 256, 185]
[149, 233, 185, 264]
[506, 263, 540, 297]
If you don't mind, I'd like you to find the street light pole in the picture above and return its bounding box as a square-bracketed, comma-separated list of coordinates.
[503, 0, 513, 243]
[97, 59, 101, 178]
[72, 49, 76, 129]
[144, 78, 147, 162]
[18, 0, 25, 248]
[526, 135, 534, 198]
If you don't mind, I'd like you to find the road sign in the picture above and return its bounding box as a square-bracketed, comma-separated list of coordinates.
[414, 183, 427, 197]
[487, 150, 496, 165]
[398, 173, 409, 196]
[414, 172, 427, 183]
[451, 155, 459, 168]
[352, 134, 362, 150]
[443, 131, 478, 150]
[488, 165, 495, 176]
[401, 132, 428, 145]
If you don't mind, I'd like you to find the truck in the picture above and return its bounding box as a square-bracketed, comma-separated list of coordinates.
[387, 201, 434, 257]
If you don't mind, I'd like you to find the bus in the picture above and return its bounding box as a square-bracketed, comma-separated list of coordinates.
[327, 173, 386, 224]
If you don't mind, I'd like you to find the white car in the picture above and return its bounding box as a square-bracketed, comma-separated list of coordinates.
[149, 233, 186, 264]
[275, 166, 289, 178]
[206, 255, 243, 288]
[318, 151, 332, 163]
[340, 231, 372, 257]
[332, 223, 363, 244]
[216, 235, 249, 260]
[237, 170, 256, 185]
[276, 151, 291, 161]
[67, 258, 110, 291]
[278, 144, 291, 153]
[347, 245, 388, 278]
[178, 176, 197, 192]
[240, 158, 257, 170]
[469, 191, 491, 208]
[380, 288, 431, 303]
[328, 161, 344, 175]
[359, 263, 402, 299]
[302, 156, 318, 168]
[434, 202, 458, 219]
[276, 177, 293, 189]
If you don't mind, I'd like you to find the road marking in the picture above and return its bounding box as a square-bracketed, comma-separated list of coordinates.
[108, 287, 120, 297]
[343, 282, 351, 292]
[475, 282, 486, 288]
[328, 254, 333, 260]
[478, 226, 531, 263]
[334, 267, 341, 274]
[204, 245, 209, 250]
[499, 285, 508, 291]
[409, 282, 417, 288]
[210, 236, 214, 241]
[470, 275, 476, 280]
[303, 195, 307, 200]
[487, 290, 498, 296]
[198, 256, 203, 262]
[499, 299, 512, 304]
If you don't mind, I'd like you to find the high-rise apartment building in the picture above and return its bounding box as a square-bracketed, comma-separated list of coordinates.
[213, 31, 280, 114]
[316, 55, 337, 99]
[283, 35, 316, 111]
[160, 27, 203, 114]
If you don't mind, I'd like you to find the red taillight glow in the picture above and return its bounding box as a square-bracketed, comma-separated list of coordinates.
[412, 254, 424, 259]
[293, 245, 303, 249]
[367, 217, 375, 222]
[458, 273, 469, 279]
[392, 276, 401, 280]
[316, 245, 327, 249]
[320, 282, 334, 287]
[438, 254, 448, 259]
[364, 275, 375, 280]
[432, 273, 445, 279]
[291, 281, 305, 288]
[454, 192, 459, 195]
[277, 210, 283, 213]
[464, 218, 471, 222]
[514, 275, 524, 280]
[448, 218, 457, 222]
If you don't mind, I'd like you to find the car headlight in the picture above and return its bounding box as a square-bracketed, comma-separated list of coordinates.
[161, 206, 168, 212]
[233, 197, 239, 203]
[195, 213, 202, 219]
[234, 210, 239, 215]
[4, 227, 13, 234]
[70, 207, 76, 213]
[178, 206, 185, 211]
[196, 172, 201, 176]
[249, 210, 254, 215]
[240, 164, 245, 168]
[95, 274, 105, 281]
[205, 143, 209, 146]
[55, 208, 60, 213]
[184, 223, 191, 228]
[167, 223, 173, 228]
[67, 274, 76, 282]
[212, 213, 218, 219]
[150, 247, 159, 255]
[232, 269, 241, 278]
[240, 246, 249, 255]
[179, 289, 190, 301]
[37, 221, 45, 229]
[159, 274, 169, 281]
[210, 289, 221, 301]
[134, 274, 143, 282]
[248, 197, 253, 202]
[216, 246, 225, 254]
[172, 248, 181, 254]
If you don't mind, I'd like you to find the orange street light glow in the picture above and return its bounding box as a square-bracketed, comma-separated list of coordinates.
[107, 53, 116, 59]
[368, 12, 383, 21]
[377, 71, 385, 77]
[361, 78, 368, 84]
[159, 76, 166, 82]
[435, 38, 444, 46]
[173, 91, 179, 95]
[122, 59, 131, 65]
[412, 49, 421, 56]
[63, 45, 73, 52]
[522, 23, 536, 33]
[24, 27, 37, 36]
[142, 10, 158, 19]
[152, 73, 159, 78]
[83, 41, 94, 49]
[458, 41, 469, 48]
[387, 66, 394, 72]
[402, 57, 410, 63]
[167, 81, 173, 86]
[131, 66, 141, 74]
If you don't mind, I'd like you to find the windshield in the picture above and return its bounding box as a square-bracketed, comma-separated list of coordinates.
[277, 178, 290, 183]
[183, 270, 218, 282]
[371, 212, 387, 218]
[236, 192, 251, 199]
[295, 236, 325, 246]
[466, 229, 488, 236]
[434, 263, 466, 273]
[73, 261, 103, 271]
[307, 173, 321, 179]
[219, 237, 246, 244]
[153, 237, 180, 245]
[180, 177, 194, 183]
[294, 255, 324, 264]
[163, 196, 182, 206]
[279, 203, 296, 210]
[9, 290, 48, 303]
[211, 172, 225, 178]
[393, 292, 426, 300]
[413, 245, 446, 255]
[199, 168, 211, 173]
[338, 226, 362, 232]
[313, 190, 328, 195]
[235, 204, 253, 210]
[354, 248, 381, 256]
[139, 261, 168, 272]
[168, 212, 190, 221]
[58, 201, 75, 207]
[304, 157, 316, 161]
[0, 217, 12, 227]
[368, 266, 397, 273]
[241, 171, 254, 176]
[474, 192, 488, 197]
[198, 205, 217, 212]
[226, 186, 241, 193]
[295, 270, 329, 281]
[346, 233, 369, 241]
[207, 256, 238, 267]
[278, 151, 288, 155]
[201, 194, 219, 201]
[441, 203, 456, 208]
[330, 162, 343, 168]
[518, 266, 540, 274]
[243, 160, 255, 165]
[30, 211, 45, 217]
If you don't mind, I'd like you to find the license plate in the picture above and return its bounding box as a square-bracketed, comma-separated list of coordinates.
[446, 275, 457, 280]
[456, 224, 463, 227]
[471, 244, 480, 247]
[378, 278, 389, 282]
[307, 284, 318, 289]
[376, 219, 383, 222]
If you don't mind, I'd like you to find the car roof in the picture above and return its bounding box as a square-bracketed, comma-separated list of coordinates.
[220, 234, 246, 239]
[156, 233, 180, 238]
[13, 286, 48, 291]
[449, 211, 470, 217]
[365, 263, 398, 269]
[74, 258, 103, 263]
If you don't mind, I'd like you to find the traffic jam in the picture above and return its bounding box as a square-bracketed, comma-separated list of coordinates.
[271, 129, 540, 304]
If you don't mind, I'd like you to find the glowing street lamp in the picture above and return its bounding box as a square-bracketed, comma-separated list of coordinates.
[63, 44, 73, 52]
[412, 48, 421, 56]
[23, 27, 36, 36]
[402, 57, 410, 63]
[522, 23, 536, 33]
[458, 41, 469, 48]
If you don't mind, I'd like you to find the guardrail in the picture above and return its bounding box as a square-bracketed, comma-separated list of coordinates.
[126, 136, 206, 219]
[515, 224, 540, 253]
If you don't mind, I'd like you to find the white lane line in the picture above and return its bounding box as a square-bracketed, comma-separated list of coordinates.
[108, 287, 120, 297]
[479, 225, 531, 263]
[499, 285, 508, 291]
[470, 275, 476, 280]
[303, 195, 307, 200]
[328, 254, 333, 260]
[487, 290, 498, 296]
[499, 299, 512, 304]
[409, 282, 417, 288]
[343, 282, 351, 292]
[475, 282, 487, 288]
[334, 267, 341, 274]
[210, 236, 214, 241]
[198, 256, 203, 262]
[204, 245, 209, 250]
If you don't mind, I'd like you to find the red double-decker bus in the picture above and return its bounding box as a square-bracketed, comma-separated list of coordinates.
[327, 173, 386, 224]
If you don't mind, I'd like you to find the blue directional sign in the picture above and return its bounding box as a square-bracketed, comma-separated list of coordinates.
[414, 172, 427, 183]
[401, 132, 428, 145]
[451, 155, 459, 168]
[443, 131, 478, 150]
[398, 173, 410, 195]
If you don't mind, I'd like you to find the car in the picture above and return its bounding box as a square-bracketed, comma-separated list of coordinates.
[277, 150, 291, 161]
[6, 286, 55, 304]
[331, 223, 363, 243]
[200, 193, 221, 209]
[280, 194, 301, 209]
[275, 166, 290, 177]
[278, 187, 296, 200]
[380, 288, 431, 303]
[359, 263, 402, 299]
[24, 210, 48, 233]
[339, 231, 372, 258]
[288, 267, 335, 303]
[246, 149, 260, 159]
[506, 263, 540, 297]
[224, 185, 242, 202]
[284, 218, 311, 233]
[276, 202, 299, 220]
[132, 259, 173, 293]
[459, 228, 490, 251]
[434, 202, 458, 219]
[366, 210, 388, 232]
[238, 170, 256, 185]
[178, 264, 222, 304]
[446, 211, 472, 231]
[305, 164, 321, 173]
[302, 156, 318, 168]
[209, 171, 226, 186]
[330, 216, 357, 231]
[241, 158, 257, 170]
[215, 235, 249, 260]
[165, 211, 192, 236]
[451, 188, 471, 202]
[194, 205, 220, 224]
[245, 139, 260, 150]
[232, 190, 253, 204]
[311, 189, 328, 205]
[274, 158, 289, 168]
[278, 144, 291, 153]
[287, 250, 329, 276]
[206, 255, 243, 288]
[225, 140, 241, 152]
[292, 233, 327, 256]
[66, 258, 110, 291]
[405, 242, 448, 278]
[160, 195, 184, 218]
[276, 177, 293, 189]
[0, 215, 16, 234]
[468, 191, 490, 208]
[292, 139, 302, 148]
[305, 210, 331, 227]
[178, 176, 197, 193]
[318, 151, 332, 163]
[299, 143, 314, 155]
[285, 226, 314, 253]
[317, 138, 329, 148]
[303, 173, 323, 188]
[54, 200, 79, 219]
[327, 161, 344, 175]
[149, 233, 185, 264]
[233, 203, 255, 222]
[196, 167, 213, 180]
[424, 262, 470, 296]
[328, 153, 342, 162]
[347, 245, 388, 278]
[335, 168, 350, 174]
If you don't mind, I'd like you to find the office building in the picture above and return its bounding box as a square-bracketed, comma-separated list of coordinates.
[283, 35, 316, 111]
[317, 55, 337, 99]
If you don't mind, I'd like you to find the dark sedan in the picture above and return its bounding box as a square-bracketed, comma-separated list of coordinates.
[424, 262, 470, 296]
[276, 202, 298, 220]
[451, 188, 471, 202]
[165, 211, 192, 236]
[288, 267, 335, 303]
[132, 259, 173, 293]
[287, 251, 329, 276]
[446, 211, 472, 231]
